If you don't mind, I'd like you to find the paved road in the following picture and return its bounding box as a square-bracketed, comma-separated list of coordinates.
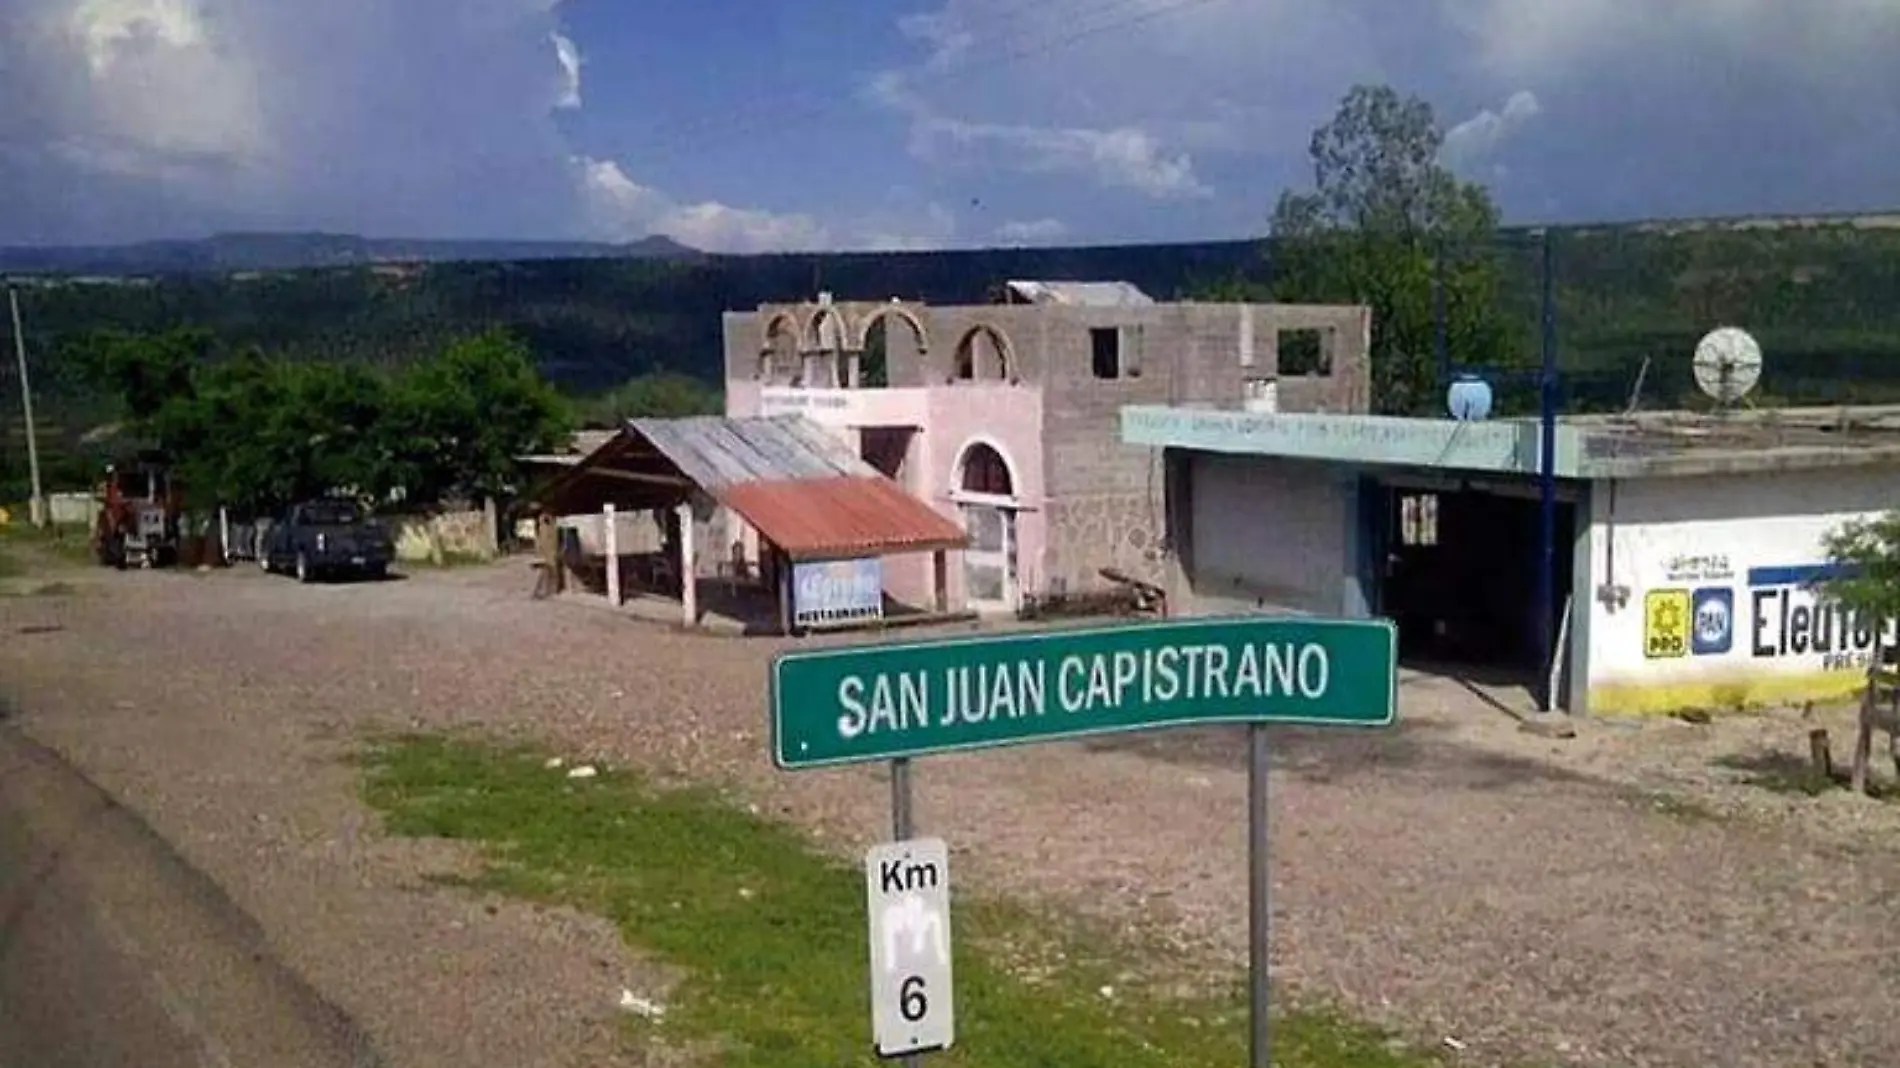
[0, 723, 381, 1068]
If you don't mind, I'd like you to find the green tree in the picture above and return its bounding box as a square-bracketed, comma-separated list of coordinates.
[859, 323, 889, 388]
[576, 371, 722, 425]
[1819, 513, 1900, 635]
[393, 329, 571, 504]
[76, 327, 216, 421]
[1263, 84, 1522, 415]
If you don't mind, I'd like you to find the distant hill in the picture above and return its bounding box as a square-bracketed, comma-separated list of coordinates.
[0, 231, 701, 276]
[7, 210, 1900, 277]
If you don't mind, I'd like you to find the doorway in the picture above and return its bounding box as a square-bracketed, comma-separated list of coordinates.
[1378, 480, 1576, 677]
[955, 441, 1020, 612]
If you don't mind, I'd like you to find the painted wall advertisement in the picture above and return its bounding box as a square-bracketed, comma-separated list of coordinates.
[793, 557, 885, 627]
[1642, 551, 1894, 673]
[760, 387, 859, 425]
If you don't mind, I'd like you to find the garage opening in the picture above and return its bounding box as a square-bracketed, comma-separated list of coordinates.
[1377, 481, 1575, 677]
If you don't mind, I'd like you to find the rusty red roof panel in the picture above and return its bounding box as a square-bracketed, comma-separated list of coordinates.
[718, 476, 968, 561]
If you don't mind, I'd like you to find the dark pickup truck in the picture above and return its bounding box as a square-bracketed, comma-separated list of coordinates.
[260, 498, 396, 583]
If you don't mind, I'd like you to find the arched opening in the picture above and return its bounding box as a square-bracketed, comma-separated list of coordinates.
[761, 314, 800, 383]
[950, 324, 1012, 383]
[805, 307, 846, 387]
[856, 307, 926, 388]
[861, 318, 890, 388]
[954, 439, 1021, 611]
[808, 307, 846, 352]
[959, 442, 1014, 497]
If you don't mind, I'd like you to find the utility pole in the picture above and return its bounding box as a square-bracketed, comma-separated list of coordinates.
[7, 284, 45, 528]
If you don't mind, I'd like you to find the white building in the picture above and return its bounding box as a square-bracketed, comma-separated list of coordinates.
[1121, 403, 1900, 717]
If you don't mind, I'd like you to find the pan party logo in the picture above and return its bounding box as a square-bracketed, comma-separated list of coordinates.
[1690, 588, 1734, 655]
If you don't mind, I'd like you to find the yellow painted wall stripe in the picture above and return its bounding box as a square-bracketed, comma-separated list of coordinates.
[1588, 670, 1865, 717]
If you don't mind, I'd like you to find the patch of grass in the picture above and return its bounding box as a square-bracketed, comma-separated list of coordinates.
[1714, 750, 1900, 801]
[359, 734, 1446, 1068]
[0, 522, 96, 568]
[401, 549, 491, 570]
[1620, 788, 1723, 823]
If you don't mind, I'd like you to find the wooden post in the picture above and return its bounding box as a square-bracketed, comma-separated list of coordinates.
[1808, 728, 1833, 781]
[536, 510, 563, 595]
[1855, 640, 1891, 796]
[777, 549, 795, 635]
[217, 507, 231, 566]
[932, 549, 950, 613]
[677, 501, 697, 627]
[603, 503, 621, 607]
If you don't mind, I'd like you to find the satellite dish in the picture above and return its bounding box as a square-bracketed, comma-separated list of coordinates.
[1692, 326, 1763, 408]
[1447, 374, 1493, 421]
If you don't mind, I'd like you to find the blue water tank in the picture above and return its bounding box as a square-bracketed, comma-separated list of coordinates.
[1447, 375, 1494, 421]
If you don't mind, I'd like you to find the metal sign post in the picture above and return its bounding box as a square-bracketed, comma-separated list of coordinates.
[1247, 723, 1271, 1068]
[770, 615, 1399, 1066]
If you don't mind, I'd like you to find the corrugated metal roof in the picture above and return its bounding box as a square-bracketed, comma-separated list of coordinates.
[1003, 279, 1155, 307]
[722, 476, 967, 561]
[517, 429, 622, 467]
[613, 415, 966, 561]
[626, 415, 875, 488]
[571, 429, 619, 454]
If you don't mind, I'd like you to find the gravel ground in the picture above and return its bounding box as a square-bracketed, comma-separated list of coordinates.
[4, 559, 1900, 1068]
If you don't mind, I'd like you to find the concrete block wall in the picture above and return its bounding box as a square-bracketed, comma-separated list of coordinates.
[391, 507, 498, 563]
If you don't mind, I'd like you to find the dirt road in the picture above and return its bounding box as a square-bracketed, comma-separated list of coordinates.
[3, 559, 1898, 1067]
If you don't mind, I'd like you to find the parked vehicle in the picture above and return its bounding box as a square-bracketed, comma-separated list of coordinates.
[259, 498, 396, 583]
[92, 454, 182, 570]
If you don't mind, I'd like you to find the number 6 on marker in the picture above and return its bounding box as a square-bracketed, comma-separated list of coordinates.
[898, 976, 928, 1022]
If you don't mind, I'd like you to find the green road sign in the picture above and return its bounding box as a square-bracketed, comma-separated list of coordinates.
[770, 616, 1397, 770]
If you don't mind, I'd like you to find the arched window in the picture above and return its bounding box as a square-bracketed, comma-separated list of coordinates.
[959, 443, 1014, 497]
[950, 324, 1012, 382]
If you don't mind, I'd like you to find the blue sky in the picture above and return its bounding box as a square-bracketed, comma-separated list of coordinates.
[2, 0, 1897, 252]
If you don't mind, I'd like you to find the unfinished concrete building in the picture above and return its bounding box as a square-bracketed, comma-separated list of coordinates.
[722, 282, 1371, 614]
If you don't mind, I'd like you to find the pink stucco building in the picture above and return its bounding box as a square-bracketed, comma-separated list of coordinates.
[722, 284, 1371, 616]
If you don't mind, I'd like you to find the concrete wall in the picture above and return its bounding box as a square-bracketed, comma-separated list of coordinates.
[558, 510, 665, 556]
[390, 505, 497, 564]
[45, 492, 100, 528]
[723, 297, 1372, 599]
[1583, 466, 1900, 715]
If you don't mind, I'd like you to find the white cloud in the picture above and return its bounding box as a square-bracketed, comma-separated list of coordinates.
[55, 0, 270, 172]
[994, 218, 1067, 245]
[550, 31, 581, 110]
[577, 157, 962, 253]
[870, 67, 1209, 200]
[922, 116, 1209, 199]
[1440, 89, 1540, 171]
[576, 157, 829, 253]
